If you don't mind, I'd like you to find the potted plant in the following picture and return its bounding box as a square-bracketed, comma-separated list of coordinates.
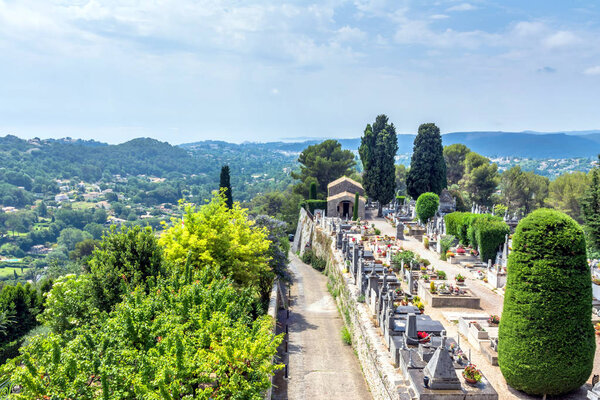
[456, 246, 466, 254]
[462, 364, 482, 385]
[455, 274, 465, 283]
[422, 274, 430, 282]
[488, 315, 500, 325]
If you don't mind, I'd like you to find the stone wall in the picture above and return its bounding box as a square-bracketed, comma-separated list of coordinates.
[266, 279, 281, 400]
[308, 224, 412, 400]
[328, 179, 365, 197]
[292, 207, 314, 255]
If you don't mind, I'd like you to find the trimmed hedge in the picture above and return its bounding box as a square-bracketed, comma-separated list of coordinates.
[443, 212, 507, 262]
[474, 219, 509, 262]
[302, 199, 327, 215]
[416, 192, 439, 224]
[498, 208, 595, 395]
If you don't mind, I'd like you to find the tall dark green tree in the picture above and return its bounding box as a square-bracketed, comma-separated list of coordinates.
[582, 155, 600, 253]
[219, 165, 233, 209]
[443, 144, 470, 185]
[292, 140, 355, 198]
[406, 123, 447, 199]
[309, 182, 317, 200]
[353, 192, 359, 221]
[359, 114, 398, 217]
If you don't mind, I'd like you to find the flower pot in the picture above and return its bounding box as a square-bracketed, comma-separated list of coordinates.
[463, 376, 478, 385]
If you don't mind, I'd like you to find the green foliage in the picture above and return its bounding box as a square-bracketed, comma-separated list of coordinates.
[499, 209, 595, 395]
[436, 270, 447, 280]
[406, 123, 447, 199]
[581, 158, 600, 253]
[395, 164, 408, 196]
[474, 219, 509, 263]
[416, 192, 439, 224]
[353, 192, 359, 221]
[341, 326, 352, 345]
[309, 182, 317, 200]
[444, 212, 465, 238]
[292, 140, 355, 198]
[547, 171, 588, 222]
[359, 115, 398, 215]
[160, 193, 270, 293]
[38, 274, 99, 335]
[302, 200, 327, 215]
[2, 270, 282, 399]
[460, 152, 499, 207]
[219, 165, 233, 209]
[248, 189, 303, 234]
[301, 249, 327, 272]
[393, 250, 416, 267]
[438, 236, 455, 261]
[89, 225, 164, 312]
[443, 144, 471, 185]
[500, 166, 549, 213]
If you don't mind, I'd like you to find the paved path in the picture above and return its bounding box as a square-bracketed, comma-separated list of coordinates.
[272, 253, 372, 400]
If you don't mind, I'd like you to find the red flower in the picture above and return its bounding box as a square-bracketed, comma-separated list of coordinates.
[417, 331, 428, 339]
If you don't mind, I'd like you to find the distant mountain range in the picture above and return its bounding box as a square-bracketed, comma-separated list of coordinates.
[246, 131, 600, 158]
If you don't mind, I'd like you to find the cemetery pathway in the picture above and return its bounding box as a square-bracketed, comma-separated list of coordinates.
[274, 253, 372, 400]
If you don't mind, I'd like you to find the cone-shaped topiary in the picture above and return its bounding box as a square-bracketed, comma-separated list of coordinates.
[498, 208, 595, 396]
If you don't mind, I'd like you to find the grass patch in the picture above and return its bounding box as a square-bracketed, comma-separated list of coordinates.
[341, 326, 352, 345]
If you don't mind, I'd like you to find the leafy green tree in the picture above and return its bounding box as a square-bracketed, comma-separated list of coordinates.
[547, 171, 589, 222]
[406, 123, 446, 199]
[582, 157, 600, 253]
[443, 144, 470, 185]
[160, 192, 270, 293]
[248, 189, 303, 234]
[500, 166, 548, 213]
[359, 114, 398, 216]
[499, 209, 595, 395]
[292, 140, 355, 198]
[36, 201, 47, 218]
[219, 165, 233, 209]
[460, 152, 499, 207]
[89, 225, 164, 312]
[395, 164, 408, 196]
[416, 192, 439, 224]
[58, 228, 92, 251]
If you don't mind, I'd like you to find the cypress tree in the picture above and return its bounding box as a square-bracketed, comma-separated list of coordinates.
[498, 208, 595, 395]
[582, 155, 600, 252]
[353, 192, 359, 221]
[359, 114, 398, 217]
[309, 182, 317, 200]
[219, 165, 233, 209]
[406, 123, 447, 199]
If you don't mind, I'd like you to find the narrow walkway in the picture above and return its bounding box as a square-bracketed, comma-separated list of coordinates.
[272, 253, 372, 400]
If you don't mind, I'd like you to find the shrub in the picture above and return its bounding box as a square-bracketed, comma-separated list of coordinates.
[498, 209, 595, 396]
[437, 270, 447, 280]
[302, 249, 326, 272]
[353, 192, 359, 221]
[439, 235, 455, 261]
[303, 199, 327, 214]
[430, 281, 436, 293]
[416, 192, 439, 224]
[474, 219, 510, 263]
[423, 237, 429, 249]
[393, 250, 417, 267]
[444, 212, 465, 237]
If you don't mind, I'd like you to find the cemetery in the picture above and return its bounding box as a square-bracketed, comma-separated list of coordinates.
[293, 179, 598, 399]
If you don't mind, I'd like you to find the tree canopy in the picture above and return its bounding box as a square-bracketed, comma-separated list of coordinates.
[359, 114, 398, 216]
[292, 140, 355, 199]
[406, 123, 446, 199]
[443, 144, 470, 185]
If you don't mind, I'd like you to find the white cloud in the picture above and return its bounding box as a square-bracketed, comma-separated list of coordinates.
[543, 31, 579, 48]
[394, 18, 498, 49]
[335, 26, 367, 43]
[430, 14, 449, 20]
[271, 88, 280, 95]
[447, 3, 476, 12]
[584, 66, 600, 75]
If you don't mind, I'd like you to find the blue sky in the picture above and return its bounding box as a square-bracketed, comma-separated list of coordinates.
[1, 0, 599, 144]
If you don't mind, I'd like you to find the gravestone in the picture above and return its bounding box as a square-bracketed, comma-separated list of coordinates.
[406, 313, 418, 342]
[422, 337, 461, 390]
[336, 231, 343, 249]
[397, 222, 404, 240]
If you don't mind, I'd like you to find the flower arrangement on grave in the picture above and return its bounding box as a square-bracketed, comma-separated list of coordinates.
[449, 342, 457, 353]
[595, 323, 600, 336]
[488, 315, 500, 325]
[430, 281, 437, 293]
[470, 249, 478, 256]
[455, 274, 465, 283]
[395, 287, 403, 296]
[437, 270, 447, 280]
[462, 364, 482, 384]
[456, 246, 466, 254]
[415, 301, 425, 312]
[446, 251, 455, 258]
[594, 278, 600, 285]
[483, 277, 488, 283]
[420, 266, 427, 272]
[422, 274, 430, 282]
[417, 331, 430, 342]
